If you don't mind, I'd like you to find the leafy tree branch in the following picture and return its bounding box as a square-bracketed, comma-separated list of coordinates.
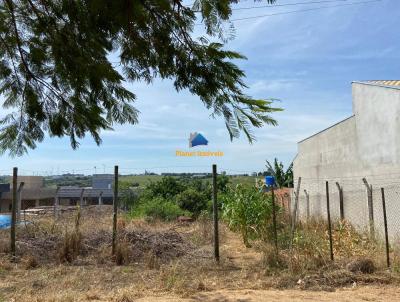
[0, 0, 280, 156]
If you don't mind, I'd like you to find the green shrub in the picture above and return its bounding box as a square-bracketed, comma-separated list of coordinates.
[130, 197, 189, 221]
[120, 191, 140, 210]
[143, 177, 186, 199]
[175, 188, 208, 217]
[217, 174, 230, 193]
[187, 179, 212, 200]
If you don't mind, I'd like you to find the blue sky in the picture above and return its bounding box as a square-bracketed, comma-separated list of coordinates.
[1, 0, 399, 176]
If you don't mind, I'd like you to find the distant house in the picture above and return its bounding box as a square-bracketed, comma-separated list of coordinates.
[0, 174, 116, 213]
[0, 176, 55, 212]
[92, 174, 113, 189]
[0, 184, 10, 212]
[56, 174, 114, 206]
[189, 132, 208, 147]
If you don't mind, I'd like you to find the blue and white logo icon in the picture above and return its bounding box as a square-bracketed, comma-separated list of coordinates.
[189, 132, 208, 148]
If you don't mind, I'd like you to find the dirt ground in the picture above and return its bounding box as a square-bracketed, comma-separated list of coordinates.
[0, 208, 399, 301]
[137, 287, 400, 302]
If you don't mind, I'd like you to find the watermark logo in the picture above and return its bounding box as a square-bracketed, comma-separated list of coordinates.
[189, 132, 208, 148]
[175, 132, 224, 157]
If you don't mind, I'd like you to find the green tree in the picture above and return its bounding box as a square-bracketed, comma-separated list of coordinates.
[0, 0, 280, 156]
[143, 176, 185, 200]
[265, 158, 293, 188]
[175, 188, 208, 217]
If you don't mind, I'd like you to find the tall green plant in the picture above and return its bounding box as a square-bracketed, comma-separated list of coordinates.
[266, 158, 293, 188]
[221, 185, 276, 247]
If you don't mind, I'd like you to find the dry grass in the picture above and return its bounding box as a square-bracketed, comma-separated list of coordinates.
[0, 208, 399, 301]
[255, 218, 393, 275]
[21, 254, 39, 270]
[115, 240, 130, 266]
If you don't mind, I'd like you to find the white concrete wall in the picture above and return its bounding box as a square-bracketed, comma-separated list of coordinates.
[353, 82, 400, 171]
[293, 82, 400, 238]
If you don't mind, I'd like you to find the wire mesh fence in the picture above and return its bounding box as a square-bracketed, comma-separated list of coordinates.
[293, 176, 400, 268]
[3, 163, 400, 270]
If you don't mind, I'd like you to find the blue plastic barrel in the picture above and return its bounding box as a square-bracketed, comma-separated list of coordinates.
[0, 214, 11, 229]
[265, 176, 275, 186]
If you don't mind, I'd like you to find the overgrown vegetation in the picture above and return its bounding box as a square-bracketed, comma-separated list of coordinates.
[0, 201, 400, 301]
[218, 183, 396, 279]
[130, 197, 190, 222]
[221, 184, 276, 247]
[2, 172, 400, 301]
[127, 175, 230, 221]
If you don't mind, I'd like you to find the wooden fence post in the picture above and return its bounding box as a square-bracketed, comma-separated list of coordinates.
[290, 177, 302, 248]
[98, 191, 103, 205]
[10, 167, 17, 259]
[54, 186, 60, 219]
[80, 188, 85, 207]
[362, 178, 374, 237]
[380, 188, 390, 268]
[335, 182, 344, 220]
[54, 187, 60, 219]
[271, 185, 278, 253]
[326, 181, 334, 261]
[112, 165, 119, 256]
[17, 182, 24, 223]
[212, 164, 220, 263]
[304, 189, 310, 221]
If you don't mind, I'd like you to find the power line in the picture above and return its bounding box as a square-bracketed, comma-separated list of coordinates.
[229, 0, 381, 22]
[196, 0, 351, 12]
[194, 0, 380, 24]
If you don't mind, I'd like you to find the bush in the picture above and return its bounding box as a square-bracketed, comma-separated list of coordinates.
[175, 188, 208, 217]
[217, 174, 230, 193]
[130, 197, 189, 221]
[143, 177, 186, 200]
[120, 191, 140, 210]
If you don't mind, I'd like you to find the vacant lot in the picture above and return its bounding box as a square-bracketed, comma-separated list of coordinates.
[0, 207, 399, 301]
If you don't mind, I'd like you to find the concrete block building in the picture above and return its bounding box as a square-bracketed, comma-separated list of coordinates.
[0, 176, 56, 212]
[56, 174, 114, 206]
[293, 81, 400, 237]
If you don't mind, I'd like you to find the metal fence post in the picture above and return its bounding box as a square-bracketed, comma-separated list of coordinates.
[112, 165, 119, 256]
[380, 188, 390, 268]
[10, 167, 17, 259]
[212, 164, 220, 263]
[335, 182, 344, 220]
[326, 181, 334, 261]
[362, 178, 375, 237]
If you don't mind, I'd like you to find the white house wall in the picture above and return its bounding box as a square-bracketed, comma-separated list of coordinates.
[293, 82, 400, 238]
